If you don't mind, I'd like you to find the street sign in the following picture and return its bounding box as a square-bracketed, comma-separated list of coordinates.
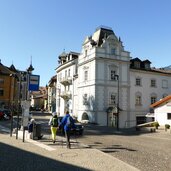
[28, 74, 40, 91]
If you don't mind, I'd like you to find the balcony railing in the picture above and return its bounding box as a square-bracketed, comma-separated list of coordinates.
[60, 91, 72, 100]
[59, 77, 72, 85]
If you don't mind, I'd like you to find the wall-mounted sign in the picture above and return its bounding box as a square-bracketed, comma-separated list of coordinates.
[28, 74, 40, 91]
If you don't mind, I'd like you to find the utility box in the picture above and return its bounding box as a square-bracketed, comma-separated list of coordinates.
[33, 123, 42, 139]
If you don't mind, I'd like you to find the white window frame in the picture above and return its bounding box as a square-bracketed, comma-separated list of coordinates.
[135, 92, 142, 106]
[111, 70, 116, 80]
[110, 93, 116, 105]
[151, 79, 156, 87]
[135, 77, 141, 86]
[84, 70, 88, 81]
[151, 96, 156, 104]
[162, 80, 168, 89]
[83, 94, 88, 105]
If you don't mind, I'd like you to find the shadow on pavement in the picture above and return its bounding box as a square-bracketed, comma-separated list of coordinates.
[0, 142, 91, 171]
[81, 124, 158, 136]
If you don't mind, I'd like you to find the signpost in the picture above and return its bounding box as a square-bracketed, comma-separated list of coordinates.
[28, 75, 40, 91]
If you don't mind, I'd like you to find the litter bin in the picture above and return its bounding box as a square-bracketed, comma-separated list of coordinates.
[33, 123, 42, 139]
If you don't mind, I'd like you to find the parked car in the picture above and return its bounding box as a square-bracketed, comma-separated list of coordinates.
[58, 116, 84, 135]
[0, 109, 12, 120]
[0, 110, 4, 120]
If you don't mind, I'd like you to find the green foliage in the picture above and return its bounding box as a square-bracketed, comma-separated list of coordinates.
[165, 124, 170, 129]
[152, 122, 160, 129]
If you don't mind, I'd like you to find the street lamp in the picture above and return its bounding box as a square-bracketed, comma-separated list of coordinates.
[115, 74, 119, 130]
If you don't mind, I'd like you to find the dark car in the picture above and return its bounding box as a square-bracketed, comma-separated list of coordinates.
[58, 116, 84, 135]
[0, 109, 11, 120]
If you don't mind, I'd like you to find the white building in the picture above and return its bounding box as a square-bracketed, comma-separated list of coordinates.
[56, 26, 171, 128]
[150, 95, 171, 126]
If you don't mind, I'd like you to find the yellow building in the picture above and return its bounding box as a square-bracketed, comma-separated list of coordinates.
[0, 62, 17, 109]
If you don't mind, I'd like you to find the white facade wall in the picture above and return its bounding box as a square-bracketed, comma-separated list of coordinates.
[130, 70, 171, 123]
[154, 102, 171, 126]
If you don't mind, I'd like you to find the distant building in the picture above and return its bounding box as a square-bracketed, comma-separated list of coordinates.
[30, 86, 48, 111]
[47, 75, 57, 113]
[55, 26, 171, 128]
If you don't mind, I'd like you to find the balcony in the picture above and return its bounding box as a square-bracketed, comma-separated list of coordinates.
[60, 91, 72, 100]
[60, 77, 72, 85]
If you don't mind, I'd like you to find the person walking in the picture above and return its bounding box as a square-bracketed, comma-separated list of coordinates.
[49, 112, 58, 143]
[58, 111, 75, 149]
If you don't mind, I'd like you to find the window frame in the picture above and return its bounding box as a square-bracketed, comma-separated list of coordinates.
[84, 70, 88, 81]
[167, 113, 171, 120]
[151, 79, 156, 87]
[135, 77, 141, 86]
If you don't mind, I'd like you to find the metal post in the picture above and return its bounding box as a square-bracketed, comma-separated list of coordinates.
[16, 74, 21, 139]
[115, 75, 119, 130]
[9, 74, 15, 137]
[117, 75, 119, 130]
[10, 106, 13, 137]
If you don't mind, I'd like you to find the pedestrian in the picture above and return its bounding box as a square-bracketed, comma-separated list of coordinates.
[49, 112, 58, 143]
[58, 110, 75, 149]
[28, 118, 35, 139]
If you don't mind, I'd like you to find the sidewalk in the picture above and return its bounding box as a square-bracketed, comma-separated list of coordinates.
[0, 127, 140, 171]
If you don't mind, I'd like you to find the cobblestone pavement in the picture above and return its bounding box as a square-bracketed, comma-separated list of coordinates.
[76, 125, 171, 171]
[1, 113, 171, 171]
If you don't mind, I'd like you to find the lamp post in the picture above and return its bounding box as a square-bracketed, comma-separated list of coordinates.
[115, 74, 119, 130]
[9, 73, 15, 137]
[16, 73, 22, 139]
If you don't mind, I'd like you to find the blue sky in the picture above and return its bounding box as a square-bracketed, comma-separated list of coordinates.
[0, 0, 171, 86]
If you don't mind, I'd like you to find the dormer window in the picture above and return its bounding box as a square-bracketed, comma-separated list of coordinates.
[144, 63, 150, 69]
[134, 61, 140, 68]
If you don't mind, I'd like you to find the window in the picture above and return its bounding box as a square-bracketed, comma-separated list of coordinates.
[151, 96, 156, 104]
[0, 78, 4, 84]
[134, 61, 140, 68]
[83, 94, 88, 105]
[136, 96, 141, 105]
[136, 78, 141, 86]
[162, 80, 168, 89]
[111, 70, 116, 80]
[110, 94, 116, 105]
[151, 79, 156, 87]
[85, 50, 87, 56]
[65, 70, 67, 78]
[167, 113, 171, 120]
[0, 88, 4, 96]
[144, 63, 150, 69]
[84, 70, 88, 81]
[111, 48, 116, 54]
[68, 69, 70, 77]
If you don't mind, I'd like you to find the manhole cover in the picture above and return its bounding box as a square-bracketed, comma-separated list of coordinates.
[59, 152, 78, 158]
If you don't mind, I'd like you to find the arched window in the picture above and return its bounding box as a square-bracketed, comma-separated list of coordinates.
[135, 92, 142, 106]
[150, 93, 157, 104]
[82, 112, 89, 120]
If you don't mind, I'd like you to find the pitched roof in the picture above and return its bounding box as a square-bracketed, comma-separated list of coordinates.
[150, 95, 171, 108]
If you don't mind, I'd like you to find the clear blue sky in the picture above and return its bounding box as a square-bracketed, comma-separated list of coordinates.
[0, 0, 171, 86]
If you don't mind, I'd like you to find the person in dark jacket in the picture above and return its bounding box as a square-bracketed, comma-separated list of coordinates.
[58, 111, 75, 149]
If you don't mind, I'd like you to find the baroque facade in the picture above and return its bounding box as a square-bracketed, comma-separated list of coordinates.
[56, 26, 171, 128]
